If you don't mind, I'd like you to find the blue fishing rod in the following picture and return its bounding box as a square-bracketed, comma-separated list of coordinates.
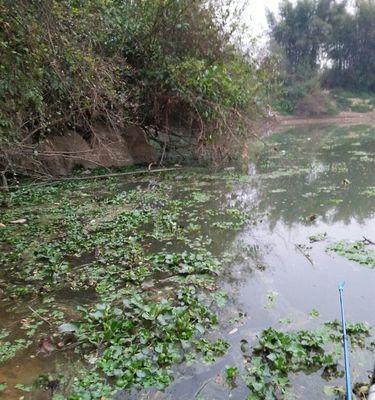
[338, 282, 352, 400]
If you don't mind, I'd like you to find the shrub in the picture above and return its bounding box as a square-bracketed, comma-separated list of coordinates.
[350, 103, 374, 113]
[0, 0, 275, 175]
[294, 91, 338, 117]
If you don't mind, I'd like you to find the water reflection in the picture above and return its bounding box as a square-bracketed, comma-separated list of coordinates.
[252, 125, 375, 228]
[1, 124, 374, 400]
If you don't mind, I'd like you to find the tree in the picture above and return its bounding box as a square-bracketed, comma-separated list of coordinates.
[0, 0, 276, 177]
[268, 0, 375, 92]
[267, 0, 332, 76]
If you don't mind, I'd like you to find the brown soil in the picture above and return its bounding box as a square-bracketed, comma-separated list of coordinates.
[274, 110, 375, 131]
[5, 123, 157, 177]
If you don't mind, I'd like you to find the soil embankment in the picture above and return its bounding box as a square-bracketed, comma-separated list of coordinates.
[4, 124, 157, 177]
[275, 110, 375, 131]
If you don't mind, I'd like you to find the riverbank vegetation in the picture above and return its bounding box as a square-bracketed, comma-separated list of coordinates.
[0, 0, 278, 179]
[268, 0, 375, 114]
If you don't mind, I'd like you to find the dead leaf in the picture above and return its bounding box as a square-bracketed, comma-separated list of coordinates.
[10, 218, 27, 224]
[37, 336, 55, 355]
[308, 214, 317, 221]
[47, 379, 60, 392]
[0, 223, 5, 228]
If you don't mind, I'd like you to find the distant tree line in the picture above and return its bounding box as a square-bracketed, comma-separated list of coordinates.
[267, 0, 375, 110]
[324, 0, 375, 90]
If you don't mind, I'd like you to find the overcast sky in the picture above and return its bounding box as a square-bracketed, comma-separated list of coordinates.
[242, 0, 354, 37]
[243, 0, 281, 37]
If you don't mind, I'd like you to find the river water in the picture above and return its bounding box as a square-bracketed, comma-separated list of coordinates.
[0, 123, 374, 399]
[157, 124, 375, 400]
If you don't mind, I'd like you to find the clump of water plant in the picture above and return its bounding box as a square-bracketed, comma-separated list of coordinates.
[327, 240, 375, 267]
[225, 365, 240, 387]
[309, 232, 327, 243]
[243, 322, 372, 399]
[0, 330, 30, 364]
[72, 286, 228, 393]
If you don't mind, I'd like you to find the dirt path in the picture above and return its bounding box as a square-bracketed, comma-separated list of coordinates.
[274, 110, 375, 131]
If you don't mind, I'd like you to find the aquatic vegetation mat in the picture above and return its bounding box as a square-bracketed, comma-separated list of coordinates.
[0, 171, 255, 398]
[327, 240, 375, 267]
[0, 330, 30, 364]
[242, 322, 372, 399]
[1, 124, 375, 398]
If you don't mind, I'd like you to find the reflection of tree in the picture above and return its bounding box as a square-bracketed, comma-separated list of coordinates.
[251, 126, 375, 230]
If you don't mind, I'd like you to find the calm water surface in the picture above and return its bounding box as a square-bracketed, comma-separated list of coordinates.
[162, 124, 375, 400]
[1, 124, 374, 399]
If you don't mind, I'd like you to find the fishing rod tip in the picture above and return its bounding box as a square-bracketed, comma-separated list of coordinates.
[338, 281, 345, 291]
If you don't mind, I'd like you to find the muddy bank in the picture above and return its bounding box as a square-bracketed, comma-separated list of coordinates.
[274, 110, 375, 131]
[2, 123, 157, 178]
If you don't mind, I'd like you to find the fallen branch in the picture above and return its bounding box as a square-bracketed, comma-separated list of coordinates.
[27, 305, 53, 327]
[363, 236, 375, 246]
[0, 167, 182, 190]
[295, 244, 314, 266]
[51, 167, 181, 182]
[194, 378, 213, 399]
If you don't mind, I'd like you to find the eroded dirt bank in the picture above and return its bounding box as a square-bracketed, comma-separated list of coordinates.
[274, 110, 375, 131]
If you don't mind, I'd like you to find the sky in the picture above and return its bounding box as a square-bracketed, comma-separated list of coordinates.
[243, 0, 282, 37]
[243, 0, 355, 37]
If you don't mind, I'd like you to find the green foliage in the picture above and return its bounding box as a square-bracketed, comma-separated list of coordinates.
[68, 371, 114, 400]
[0, 330, 30, 364]
[309, 308, 320, 318]
[0, 171, 251, 396]
[14, 383, 32, 392]
[265, 290, 278, 309]
[361, 187, 375, 197]
[225, 365, 239, 386]
[350, 103, 374, 113]
[333, 95, 353, 111]
[270, 69, 323, 114]
[244, 327, 335, 398]
[243, 322, 372, 399]
[194, 338, 230, 363]
[0, 0, 274, 173]
[331, 89, 374, 100]
[268, 0, 375, 110]
[210, 207, 251, 230]
[324, 320, 371, 348]
[73, 286, 224, 391]
[323, 0, 375, 91]
[267, 0, 331, 75]
[309, 232, 327, 243]
[327, 240, 375, 267]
